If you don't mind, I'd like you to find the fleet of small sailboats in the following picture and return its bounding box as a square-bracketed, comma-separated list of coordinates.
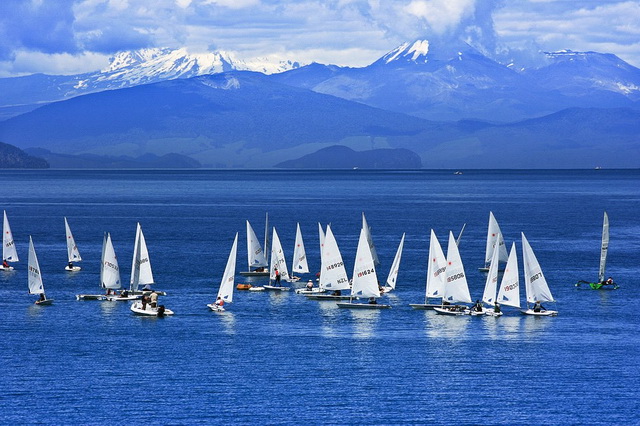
[10, 210, 619, 319]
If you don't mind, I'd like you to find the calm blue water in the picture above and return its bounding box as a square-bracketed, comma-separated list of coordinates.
[0, 169, 638, 424]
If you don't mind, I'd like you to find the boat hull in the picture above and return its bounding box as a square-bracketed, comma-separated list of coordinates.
[434, 307, 469, 316]
[239, 271, 269, 277]
[263, 285, 289, 291]
[207, 304, 225, 312]
[65, 266, 81, 272]
[76, 294, 105, 301]
[295, 288, 325, 294]
[336, 302, 391, 309]
[130, 302, 174, 316]
[521, 309, 558, 316]
[409, 303, 446, 310]
[0, 265, 14, 271]
[35, 299, 54, 305]
[305, 294, 351, 300]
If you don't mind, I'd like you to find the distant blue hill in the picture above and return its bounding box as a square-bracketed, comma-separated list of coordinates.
[275, 145, 422, 169]
[0, 72, 638, 168]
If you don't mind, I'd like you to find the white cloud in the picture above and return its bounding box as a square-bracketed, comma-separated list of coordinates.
[404, 0, 476, 35]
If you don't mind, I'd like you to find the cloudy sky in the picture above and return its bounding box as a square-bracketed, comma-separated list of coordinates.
[1, 0, 639, 76]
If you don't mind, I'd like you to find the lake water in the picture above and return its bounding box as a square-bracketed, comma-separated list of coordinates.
[0, 169, 638, 424]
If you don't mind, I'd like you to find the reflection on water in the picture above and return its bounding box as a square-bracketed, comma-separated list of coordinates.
[318, 299, 339, 338]
[268, 290, 288, 307]
[218, 311, 236, 335]
[99, 300, 118, 319]
[349, 309, 380, 339]
[424, 311, 470, 339]
[27, 303, 44, 318]
[522, 315, 552, 335]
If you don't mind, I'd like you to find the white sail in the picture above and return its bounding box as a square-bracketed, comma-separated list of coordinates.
[443, 231, 472, 304]
[484, 212, 508, 265]
[130, 223, 154, 289]
[385, 233, 405, 291]
[3, 210, 19, 262]
[27, 236, 44, 295]
[269, 227, 290, 282]
[246, 220, 267, 269]
[496, 243, 521, 308]
[217, 233, 238, 303]
[362, 212, 380, 266]
[425, 229, 447, 299]
[102, 233, 121, 290]
[64, 217, 82, 263]
[99, 233, 106, 285]
[319, 225, 350, 291]
[522, 233, 554, 303]
[292, 223, 309, 274]
[351, 228, 380, 299]
[482, 243, 501, 306]
[598, 212, 609, 283]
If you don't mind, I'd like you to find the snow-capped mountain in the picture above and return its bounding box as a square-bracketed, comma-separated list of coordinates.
[0, 47, 302, 116]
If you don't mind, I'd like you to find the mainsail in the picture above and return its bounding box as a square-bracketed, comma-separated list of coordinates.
[522, 233, 554, 303]
[292, 223, 309, 274]
[3, 210, 19, 262]
[217, 233, 238, 303]
[27, 236, 44, 295]
[319, 225, 350, 291]
[64, 217, 82, 263]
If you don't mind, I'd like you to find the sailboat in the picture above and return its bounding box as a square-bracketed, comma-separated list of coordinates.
[208, 233, 238, 312]
[434, 231, 472, 315]
[305, 224, 351, 300]
[263, 227, 291, 291]
[64, 217, 82, 271]
[479, 212, 508, 272]
[362, 212, 380, 266]
[410, 229, 448, 309]
[521, 233, 557, 316]
[337, 228, 390, 309]
[381, 233, 405, 293]
[239, 216, 269, 276]
[77, 233, 114, 300]
[474, 245, 502, 316]
[1, 210, 19, 270]
[290, 223, 309, 280]
[491, 243, 521, 316]
[576, 212, 618, 289]
[28, 236, 53, 305]
[296, 223, 324, 294]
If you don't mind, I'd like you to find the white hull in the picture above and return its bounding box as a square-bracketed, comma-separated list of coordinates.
[380, 286, 393, 294]
[521, 309, 558, 316]
[0, 265, 14, 271]
[483, 308, 504, 317]
[295, 288, 325, 294]
[65, 266, 81, 272]
[105, 294, 141, 301]
[434, 307, 469, 316]
[76, 294, 105, 301]
[336, 302, 391, 309]
[130, 301, 174, 316]
[248, 286, 265, 292]
[207, 304, 225, 312]
[263, 285, 289, 291]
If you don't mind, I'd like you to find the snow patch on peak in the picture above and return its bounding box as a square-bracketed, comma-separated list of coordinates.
[383, 40, 430, 64]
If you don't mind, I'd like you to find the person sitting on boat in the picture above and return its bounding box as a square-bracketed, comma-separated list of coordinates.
[149, 291, 159, 308]
[2, 259, 9, 268]
[472, 300, 483, 312]
[605, 277, 614, 286]
[533, 301, 545, 313]
[332, 290, 341, 296]
[214, 296, 224, 308]
[67, 261, 74, 269]
[306, 280, 314, 291]
[141, 294, 149, 310]
[120, 289, 129, 298]
[493, 303, 501, 314]
[274, 268, 281, 285]
[368, 297, 377, 304]
[38, 293, 46, 302]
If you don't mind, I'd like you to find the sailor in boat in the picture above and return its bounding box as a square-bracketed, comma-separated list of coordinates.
[37, 293, 46, 304]
[368, 297, 377, 304]
[213, 296, 224, 309]
[2, 259, 9, 269]
[67, 261, 74, 269]
[603, 277, 615, 287]
[119, 289, 129, 298]
[306, 280, 313, 291]
[493, 302, 501, 314]
[471, 300, 483, 313]
[332, 290, 342, 296]
[274, 267, 281, 286]
[149, 291, 159, 308]
[533, 300, 545, 313]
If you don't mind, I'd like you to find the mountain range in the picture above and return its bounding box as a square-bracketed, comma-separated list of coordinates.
[0, 41, 638, 168]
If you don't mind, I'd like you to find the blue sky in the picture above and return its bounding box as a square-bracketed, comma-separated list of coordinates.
[1, 0, 639, 76]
